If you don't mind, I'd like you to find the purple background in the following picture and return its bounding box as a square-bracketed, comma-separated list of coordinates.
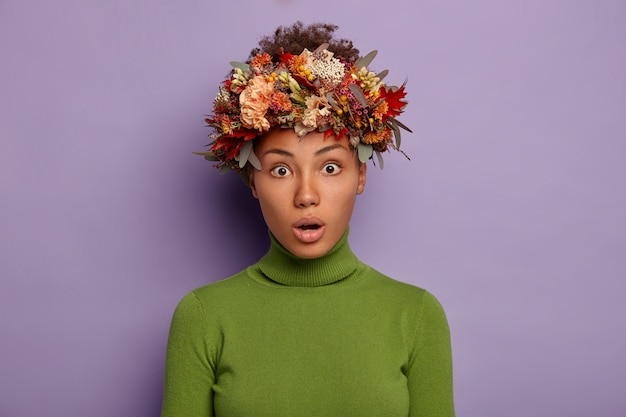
[2, 0, 625, 416]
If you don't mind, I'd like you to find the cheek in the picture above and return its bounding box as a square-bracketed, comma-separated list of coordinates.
[326, 184, 358, 215]
[255, 183, 287, 219]
[251, 174, 273, 200]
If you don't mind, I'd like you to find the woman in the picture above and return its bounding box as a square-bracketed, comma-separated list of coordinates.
[161, 22, 455, 417]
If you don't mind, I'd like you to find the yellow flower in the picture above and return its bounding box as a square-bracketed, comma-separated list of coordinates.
[239, 76, 274, 131]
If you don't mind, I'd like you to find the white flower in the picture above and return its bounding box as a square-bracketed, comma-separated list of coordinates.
[294, 121, 315, 137]
[302, 95, 331, 127]
[306, 49, 346, 89]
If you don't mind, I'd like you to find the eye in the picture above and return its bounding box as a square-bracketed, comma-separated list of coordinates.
[322, 163, 341, 175]
[270, 165, 292, 177]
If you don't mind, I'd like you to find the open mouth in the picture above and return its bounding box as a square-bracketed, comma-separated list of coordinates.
[293, 218, 325, 243]
[298, 224, 321, 231]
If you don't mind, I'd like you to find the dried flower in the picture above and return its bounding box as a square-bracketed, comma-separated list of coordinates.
[306, 49, 346, 89]
[303, 95, 331, 128]
[198, 46, 411, 172]
[269, 91, 292, 113]
[239, 76, 274, 131]
[250, 53, 272, 69]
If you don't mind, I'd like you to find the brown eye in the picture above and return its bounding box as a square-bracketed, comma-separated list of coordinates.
[271, 165, 291, 177]
[322, 163, 341, 175]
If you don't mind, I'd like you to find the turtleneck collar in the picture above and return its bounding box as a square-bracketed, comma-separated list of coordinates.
[256, 227, 359, 287]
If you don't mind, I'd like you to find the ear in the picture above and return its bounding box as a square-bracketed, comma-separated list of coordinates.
[248, 166, 259, 199]
[356, 162, 367, 195]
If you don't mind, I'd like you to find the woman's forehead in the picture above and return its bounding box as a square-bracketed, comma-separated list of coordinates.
[255, 129, 352, 157]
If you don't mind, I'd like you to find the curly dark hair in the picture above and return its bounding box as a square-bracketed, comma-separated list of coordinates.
[248, 21, 360, 63]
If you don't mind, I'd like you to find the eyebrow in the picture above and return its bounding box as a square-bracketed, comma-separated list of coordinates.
[262, 144, 350, 158]
[315, 144, 349, 156]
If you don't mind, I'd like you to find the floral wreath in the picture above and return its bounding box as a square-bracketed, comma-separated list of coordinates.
[196, 43, 411, 173]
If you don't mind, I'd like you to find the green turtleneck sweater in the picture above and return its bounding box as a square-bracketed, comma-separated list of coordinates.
[161, 231, 454, 417]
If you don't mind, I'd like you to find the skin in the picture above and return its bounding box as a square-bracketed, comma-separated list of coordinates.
[249, 128, 367, 259]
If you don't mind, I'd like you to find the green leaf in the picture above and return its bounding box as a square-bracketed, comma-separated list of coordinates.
[193, 151, 219, 161]
[239, 140, 253, 169]
[375, 150, 385, 169]
[348, 84, 368, 107]
[376, 69, 389, 81]
[318, 124, 331, 132]
[247, 147, 262, 170]
[390, 121, 401, 148]
[390, 117, 413, 133]
[218, 165, 231, 175]
[357, 143, 373, 163]
[355, 50, 378, 69]
[230, 61, 250, 72]
[325, 92, 338, 108]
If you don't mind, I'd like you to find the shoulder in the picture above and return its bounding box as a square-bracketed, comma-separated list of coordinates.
[172, 268, 258, 318]
[359, 264, 449, 318]
[190, 269, 249, 297]
[360, 264, 429, 298]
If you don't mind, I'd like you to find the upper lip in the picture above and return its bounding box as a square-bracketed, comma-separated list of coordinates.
[293, 216, 325, 228]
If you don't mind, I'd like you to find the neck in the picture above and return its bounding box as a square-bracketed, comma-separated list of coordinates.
[257, 228, 358, 287]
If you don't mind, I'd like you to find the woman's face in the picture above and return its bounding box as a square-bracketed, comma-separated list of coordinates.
[249, 128, 367, 259]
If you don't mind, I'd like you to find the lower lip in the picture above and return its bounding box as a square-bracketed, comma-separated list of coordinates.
[293, 225, 325, 243]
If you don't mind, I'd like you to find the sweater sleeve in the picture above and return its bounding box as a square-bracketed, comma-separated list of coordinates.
[407, 290, 455, 417]
[161, 291, 215, 417]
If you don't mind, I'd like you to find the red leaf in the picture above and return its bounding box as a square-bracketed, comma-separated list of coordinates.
[279, 52, 293, 64]
[379, 82, 408, 118]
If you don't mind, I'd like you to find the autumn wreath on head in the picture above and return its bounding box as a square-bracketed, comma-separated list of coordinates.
[196, 43, 411, 174]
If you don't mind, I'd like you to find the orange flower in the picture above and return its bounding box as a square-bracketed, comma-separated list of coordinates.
[287, 54, 308, 76]
[363, 129, 392, 145]
[239, 76, 274, 131]
[250, 53, 272, 68]
[372, 101, 389, 120]
[220, 118, 233, 134]
[269, 91, 292, 113]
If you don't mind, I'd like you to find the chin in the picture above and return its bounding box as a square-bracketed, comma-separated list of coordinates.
[289, 247, 326, 259]
[285, 241, 331, 259]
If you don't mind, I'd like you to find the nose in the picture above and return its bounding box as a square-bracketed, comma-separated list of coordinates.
[294, 173, 319, 207]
